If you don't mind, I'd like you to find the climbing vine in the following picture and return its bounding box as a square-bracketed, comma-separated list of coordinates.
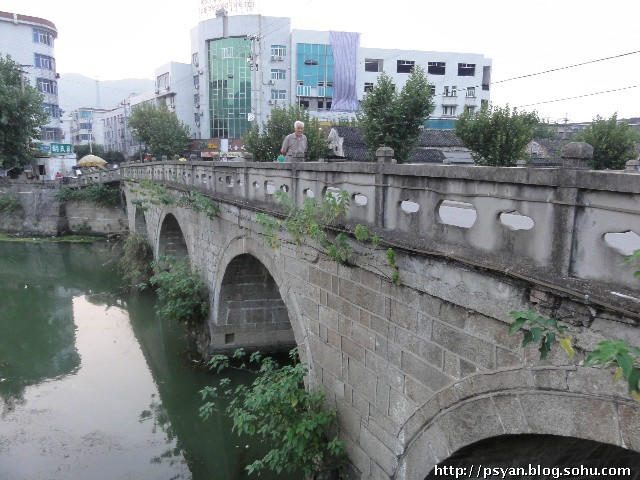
[0, 195, 22, 214]
[257, 189, 400, 284]
[200, 347, 345, 478]
[57, 183, 120, 207]
[128, 179, 220, 220]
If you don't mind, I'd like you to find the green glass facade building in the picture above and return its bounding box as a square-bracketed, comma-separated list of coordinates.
[208, 37, 252, 139]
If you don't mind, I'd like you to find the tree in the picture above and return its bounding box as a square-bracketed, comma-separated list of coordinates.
[455, 104, 539, 166]
[74, 144, 105, 161]
[0, 54, 49, 169]
[356, 66, 434, 163]
[574, 114, 639, 170]
[243, 105, 329, 161]
[128, 103, 191, 158]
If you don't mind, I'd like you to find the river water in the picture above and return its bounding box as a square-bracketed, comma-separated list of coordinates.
[0, 241, 284, 480]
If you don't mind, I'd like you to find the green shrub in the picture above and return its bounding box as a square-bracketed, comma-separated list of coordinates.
[200, 348, 345, 478]
[74, 221, 91, 233]
[58, 184, 120, 207]
[118, 233, 154, 287]
[149, 256, 208, 326]
[0, 195, 22, 214]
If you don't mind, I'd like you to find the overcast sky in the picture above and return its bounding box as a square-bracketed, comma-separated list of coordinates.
[3, 0, 639, 123]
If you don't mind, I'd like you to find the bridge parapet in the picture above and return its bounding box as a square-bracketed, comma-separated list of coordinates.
[121, 157, 640, 306]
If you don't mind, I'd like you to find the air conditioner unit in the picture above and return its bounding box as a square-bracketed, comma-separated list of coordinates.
[199, 110, 204, 116]
[169, 104, 175, 110]
[278, 55, 284, 61]
[195, 121, 200, 127]
[270, 55, 277, 61]
[195, 84, 200, 90]
[268, 99, 275, 105]
[268, 80, 275, 85]
[198, 69, 204, 75]
[195, 102, 200, 108]
[154, 88, 159, 94]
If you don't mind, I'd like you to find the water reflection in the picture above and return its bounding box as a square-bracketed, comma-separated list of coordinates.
[0, 242, 291, 480]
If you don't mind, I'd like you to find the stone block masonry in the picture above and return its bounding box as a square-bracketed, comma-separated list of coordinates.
[121, 157, 640, 480]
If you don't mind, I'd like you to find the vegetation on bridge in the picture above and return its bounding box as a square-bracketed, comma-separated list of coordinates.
[200, 347, 345, 478]
[128, 179, 220, 219]
[574, 113, 640, 170]
[257, 189, 400, 284]
[118, 233, 154, 287]
[509, 250, 640, 402]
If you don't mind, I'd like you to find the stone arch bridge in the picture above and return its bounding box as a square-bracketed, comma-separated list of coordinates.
[120, 149, 640, 480]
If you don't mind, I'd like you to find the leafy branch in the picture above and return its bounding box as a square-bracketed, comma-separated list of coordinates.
[129, 179, 219, 219]
[624, 248, 640, 279]
[200, 347, 345, 478]
[508, 310, 640, 402]
[257, 189, 400, 283]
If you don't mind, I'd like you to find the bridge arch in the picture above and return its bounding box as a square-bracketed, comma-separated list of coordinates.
[210, 236, 312, 371]
[397, 366, 640, 480]
[157, 212, 190, 261]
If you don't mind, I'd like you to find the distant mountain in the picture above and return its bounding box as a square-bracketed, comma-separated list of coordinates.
[57, 73, 154, 114]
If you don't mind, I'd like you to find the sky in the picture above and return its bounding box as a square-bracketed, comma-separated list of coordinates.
[2, 0, 639, 123]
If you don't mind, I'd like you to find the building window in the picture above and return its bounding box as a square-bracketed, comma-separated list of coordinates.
[42, 103, 60, 118]
[364, 82, 374, 93]
[271, 69, 286, 80]
[221, 47, 234, 59]
[443, 106, 456, 116]
[193, 75, 200, 88]
[397, 60, 415, 73]
[157, 72, 170, 90]
[428, 62, 446, 75]
[464, 106, 476, 115]
[34, 54, 55, 71]
[481, 99, 489, 109]
[364, 58, 383, 72]
[318, 100, 324, 109]
[37, 78, 57, 94]
[466, 87, 476, 98]
[458, 63, 476, 76]
[192, 52, 199, 66]
[79, 122, 92, 130]
[443, 86, 457, 97]
[271, 45, 286, 57]
[194, 113, 200, 123]
[32, 28, 53, 46]
[296, 43, 333, 99]
[429, 85, 436, 95]
[194, 94, 200, 105]
[271, 89, 286, 100]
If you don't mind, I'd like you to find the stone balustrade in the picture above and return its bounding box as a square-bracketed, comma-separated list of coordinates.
[120, 145, 640, 307]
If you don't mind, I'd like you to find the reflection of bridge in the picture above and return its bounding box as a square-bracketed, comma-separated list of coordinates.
[120, 145, 640, 480]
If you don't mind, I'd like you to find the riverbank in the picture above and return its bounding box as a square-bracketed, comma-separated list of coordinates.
[0, 233, 106, 243]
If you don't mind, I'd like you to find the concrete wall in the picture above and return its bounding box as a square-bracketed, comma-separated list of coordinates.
[122, 164, 640, 480]
[0, 179, 127, 236]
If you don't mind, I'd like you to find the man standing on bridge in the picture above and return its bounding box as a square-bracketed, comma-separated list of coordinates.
[280, 121, 307, 162]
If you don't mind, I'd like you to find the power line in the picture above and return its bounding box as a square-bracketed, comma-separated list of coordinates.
[514, 84, 640, 108]
[492, 50, 640, 84]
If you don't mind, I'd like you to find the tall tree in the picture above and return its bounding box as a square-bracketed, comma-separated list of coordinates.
[243, 105, 329, 161]
[455, 104, 539, 166]
[0, 54, 49, 169]
[128, 103, 191, 158]
[74, 144, 105, 161]
[574, 114, 639, 170]
[356, 66, 434, 163]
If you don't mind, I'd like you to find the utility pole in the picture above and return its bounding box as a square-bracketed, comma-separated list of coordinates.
[95, 79, 101, 109]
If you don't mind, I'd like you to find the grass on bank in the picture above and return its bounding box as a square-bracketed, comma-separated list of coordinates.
[0, 234, 103, 243]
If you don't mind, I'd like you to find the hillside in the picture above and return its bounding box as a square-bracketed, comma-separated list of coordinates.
[57, 73, 154, 113]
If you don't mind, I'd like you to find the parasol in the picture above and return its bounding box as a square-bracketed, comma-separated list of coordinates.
[77, 155, 107, 167]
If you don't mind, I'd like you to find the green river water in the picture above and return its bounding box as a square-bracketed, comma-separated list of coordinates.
[0, 241, 287, 480]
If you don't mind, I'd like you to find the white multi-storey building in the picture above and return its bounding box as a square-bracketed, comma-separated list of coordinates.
[0, 11, 63, 143]
[68, 107, 108, 148]
[186, 11, 492, 141]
